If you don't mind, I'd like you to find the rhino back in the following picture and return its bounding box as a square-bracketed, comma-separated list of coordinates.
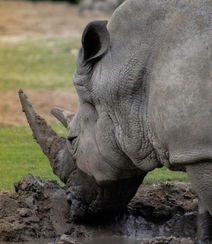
[147, 0, 212, 167]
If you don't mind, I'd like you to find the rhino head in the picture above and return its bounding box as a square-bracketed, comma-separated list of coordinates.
[19, 20, 146, 221]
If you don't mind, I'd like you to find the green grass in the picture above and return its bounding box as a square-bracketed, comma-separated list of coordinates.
[144, 167, 188, 184]
[0, 37, 80, 90]
[0, 124, 67, 192]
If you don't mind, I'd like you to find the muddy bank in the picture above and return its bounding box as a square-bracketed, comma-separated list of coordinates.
[0, 174, 197, 243]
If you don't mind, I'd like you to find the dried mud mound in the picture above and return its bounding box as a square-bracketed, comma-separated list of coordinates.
[0, 174, 197, 243]
[0, 174, 71, 241]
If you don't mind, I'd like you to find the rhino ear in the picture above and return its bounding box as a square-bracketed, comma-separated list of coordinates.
[81, 20, 110, 63]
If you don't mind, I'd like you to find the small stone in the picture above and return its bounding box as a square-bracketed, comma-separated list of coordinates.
[142, 236, 195, 244]
[57, 234, 78, 244]
[17, 208, 31, 217]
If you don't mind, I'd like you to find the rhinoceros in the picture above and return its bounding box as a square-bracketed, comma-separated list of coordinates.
[19, 0, 212, 242]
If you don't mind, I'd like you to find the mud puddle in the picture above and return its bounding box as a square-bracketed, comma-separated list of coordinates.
[0, 237, 142, 244]
[0, 242, 49, 244]
[78, 236, 142, 243]
[0, 175, 197, 243]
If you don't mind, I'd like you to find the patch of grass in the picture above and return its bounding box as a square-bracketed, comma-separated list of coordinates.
[144, 167, 188, 184]
[0, 37, 80, 90]
[0, 124, 66, 192]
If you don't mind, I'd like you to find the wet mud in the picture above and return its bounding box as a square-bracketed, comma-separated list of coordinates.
[0, 174, 197, 243]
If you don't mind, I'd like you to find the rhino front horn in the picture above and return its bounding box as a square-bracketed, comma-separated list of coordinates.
[18, 89, 76, 183]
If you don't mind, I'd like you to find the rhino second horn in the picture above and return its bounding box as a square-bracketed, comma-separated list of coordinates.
[51, 107, 75, 128]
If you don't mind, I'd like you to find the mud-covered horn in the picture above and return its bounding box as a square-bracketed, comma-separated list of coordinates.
[18, 89, 76, 183]
[18, 89, 58, 145]
[51, 107, 75, 128]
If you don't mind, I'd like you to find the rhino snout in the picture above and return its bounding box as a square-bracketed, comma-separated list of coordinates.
[65, 168, 146, 221]
[66, 189, 88, 221]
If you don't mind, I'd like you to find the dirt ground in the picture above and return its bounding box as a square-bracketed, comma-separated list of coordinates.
[0, 174, 198, 242]
[0, 0, 110, 127]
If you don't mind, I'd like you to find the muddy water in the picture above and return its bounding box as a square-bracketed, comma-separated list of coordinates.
[0, 237, 142, 244]
[78, 237, 142, 243]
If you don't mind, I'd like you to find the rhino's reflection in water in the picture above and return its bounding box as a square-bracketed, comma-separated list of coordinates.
[78, 237, 142, 243]
[0, 237, 142, 244]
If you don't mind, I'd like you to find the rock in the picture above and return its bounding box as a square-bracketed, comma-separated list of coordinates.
[16, 208, 32, 217]
[142, 236, 194, 244]
[56, 234, 79, 244]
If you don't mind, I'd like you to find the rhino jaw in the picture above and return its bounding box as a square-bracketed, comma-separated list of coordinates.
[66, 167, 146, 221]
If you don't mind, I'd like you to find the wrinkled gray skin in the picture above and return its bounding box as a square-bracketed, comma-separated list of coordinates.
[19, 0, 212, 243]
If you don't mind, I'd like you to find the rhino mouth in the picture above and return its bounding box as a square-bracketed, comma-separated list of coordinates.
[66, 184, 119, 222]
[66, 187, 88, 220]
[65, 167, 105, 221]
[65, 167, 146, 222]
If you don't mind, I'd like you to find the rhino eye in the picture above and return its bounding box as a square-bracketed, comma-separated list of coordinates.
[67, 135, 78, 155]
[67, 135, 77, 144]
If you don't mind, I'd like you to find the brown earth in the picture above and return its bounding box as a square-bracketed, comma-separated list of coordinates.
[0, 1, 199, 243]
[0, 89, 79, 127]
[0, 0, 110, 127]
[0, 174, 198, 243]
